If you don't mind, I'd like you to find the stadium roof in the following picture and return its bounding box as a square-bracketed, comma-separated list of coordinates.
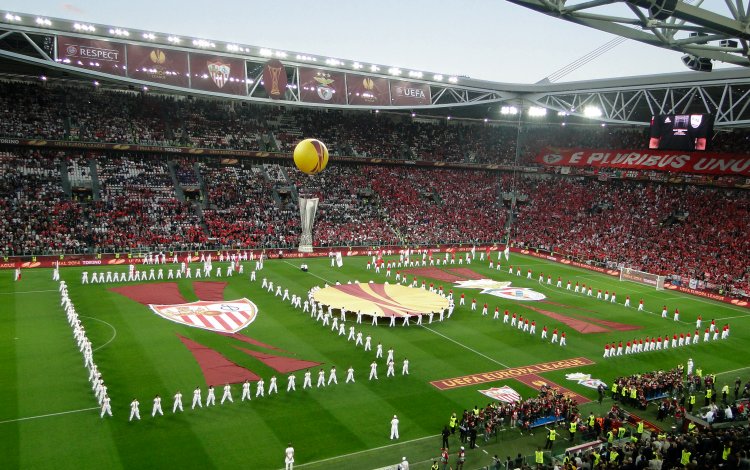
[2, 7, 750, 127]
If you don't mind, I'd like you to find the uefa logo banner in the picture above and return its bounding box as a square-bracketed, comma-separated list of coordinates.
[478, 386, 521, 403]
[149, 298, 258, 333]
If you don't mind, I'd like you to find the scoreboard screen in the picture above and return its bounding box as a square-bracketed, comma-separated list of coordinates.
[649, 113, 713, 151]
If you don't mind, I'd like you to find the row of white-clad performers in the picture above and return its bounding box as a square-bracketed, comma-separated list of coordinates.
[79, 257, 264, 284]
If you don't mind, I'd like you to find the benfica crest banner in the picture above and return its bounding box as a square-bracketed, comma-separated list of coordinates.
[536, 148, 750, 176]
[149, 298, 258, 333]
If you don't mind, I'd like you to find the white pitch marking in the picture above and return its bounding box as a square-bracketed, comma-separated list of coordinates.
[534, 280, 691, 325]
[0, 289, 59, 295]
[0, 406, 99, 424]
[291, 433, 439, 469]
[716, 366, 750, 377]
[420, 325, 510, 368]
[282, 260, 333, 285]
[79, 316, 117, 352]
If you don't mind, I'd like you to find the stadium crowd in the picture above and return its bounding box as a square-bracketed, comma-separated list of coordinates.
[1, 80, 724, 164]
[1, 79, 749, 298]
[512, 177, 750, 296]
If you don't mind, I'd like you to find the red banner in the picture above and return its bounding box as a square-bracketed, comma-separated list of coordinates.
[390, 80, 431, 106]
[346, 74, 390, 106]
[299, 68, 346, 104]
[127, 45, 189, 88]
[56, 35, 126, 76]
[537, 148, 750, 176]
[189, 53, 247, 95]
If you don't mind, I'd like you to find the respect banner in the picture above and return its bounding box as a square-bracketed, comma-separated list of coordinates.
[57, 35, 126, 76]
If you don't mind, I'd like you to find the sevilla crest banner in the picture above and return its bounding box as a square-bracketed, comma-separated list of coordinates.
[478, 386, 521, 403]
[536, 148, 750, 176]
[149, 298, 258, 333]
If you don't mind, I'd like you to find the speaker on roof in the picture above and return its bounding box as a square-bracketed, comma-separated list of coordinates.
[681, 54, 713, 72]
[627, 0, 678, 21]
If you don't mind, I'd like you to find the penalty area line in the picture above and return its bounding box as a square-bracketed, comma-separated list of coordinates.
[0, 406, 99, 425]
[291, 433, 439, 469]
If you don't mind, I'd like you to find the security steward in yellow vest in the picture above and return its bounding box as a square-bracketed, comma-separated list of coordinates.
[545, 428, 556, 449]
[681, 449, 692, 465]
[569, 420, 577, 441]
[449, 413, 457, 434]
[592, 449, 600, 466]
[687, 422, 697, 434]
[535, 447, 544, 466]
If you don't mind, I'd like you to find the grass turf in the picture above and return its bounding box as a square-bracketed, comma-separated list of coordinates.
[1, 253, 748, 469]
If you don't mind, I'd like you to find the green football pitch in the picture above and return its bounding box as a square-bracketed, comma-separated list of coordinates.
[1, 253, 748, 469]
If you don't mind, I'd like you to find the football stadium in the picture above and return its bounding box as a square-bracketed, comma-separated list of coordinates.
[1, 2, 749, 469]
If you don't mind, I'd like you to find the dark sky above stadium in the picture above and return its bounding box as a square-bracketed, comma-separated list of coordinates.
[4, 0, 738, 83]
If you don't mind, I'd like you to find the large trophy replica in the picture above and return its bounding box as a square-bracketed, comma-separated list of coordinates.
[292, 138, 329, 253]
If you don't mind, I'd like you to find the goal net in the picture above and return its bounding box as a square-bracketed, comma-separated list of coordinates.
[619, 267, 666, 290]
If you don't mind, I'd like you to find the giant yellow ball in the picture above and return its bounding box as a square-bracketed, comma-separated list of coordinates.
[293, 138, 329, 175]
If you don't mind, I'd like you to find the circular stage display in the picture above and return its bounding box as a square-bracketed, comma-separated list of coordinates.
[312, 283, 450, 318]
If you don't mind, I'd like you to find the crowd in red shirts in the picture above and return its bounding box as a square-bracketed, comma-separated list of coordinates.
[1, 147, 748, 299]
[512, 177, 750, 294]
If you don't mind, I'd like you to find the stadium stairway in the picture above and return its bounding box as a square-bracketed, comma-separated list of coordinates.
[59, 160, 72, 198]
[89, 159, 101, 201]
[166, 160, 186, 202]
[194, 162, 209, 209]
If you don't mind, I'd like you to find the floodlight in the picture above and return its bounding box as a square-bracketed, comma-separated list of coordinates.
[528, 106, 547, 117]
[583, 106, 602, 117]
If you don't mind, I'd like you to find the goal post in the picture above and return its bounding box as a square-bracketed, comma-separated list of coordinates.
[619, 267, 666, 290]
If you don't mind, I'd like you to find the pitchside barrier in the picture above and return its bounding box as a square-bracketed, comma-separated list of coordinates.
[3, 244, 747, 309]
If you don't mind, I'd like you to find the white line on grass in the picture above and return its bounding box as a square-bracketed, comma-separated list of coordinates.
[419, 325, 509, 368]
[711, 313, 750, 322]
[282, 260, 334, 285]
[79, 316, 117, 351]
[0, 289, 59, 295]
[291, 433, 439, 469]
[512, 253, 750, 317]
[0, 406, 99, 424]
[534, 280, 692, 325]
[716, 366, 750, 377]
[673, 296, 750, 316]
